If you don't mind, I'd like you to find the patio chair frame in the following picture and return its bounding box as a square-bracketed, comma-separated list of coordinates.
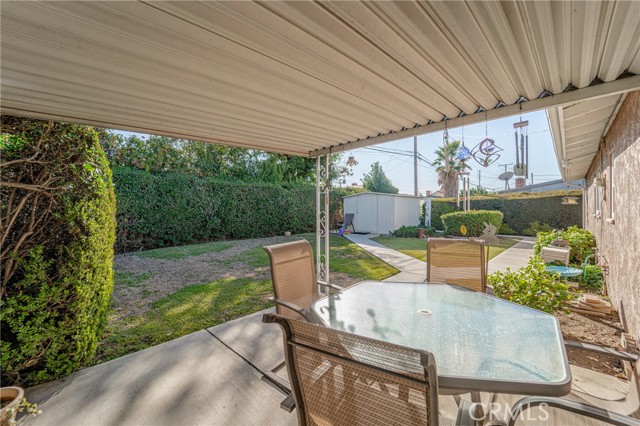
[264, 240, 342, 322]
[264, 313, 477, 426]
[262, 240, 343, 411]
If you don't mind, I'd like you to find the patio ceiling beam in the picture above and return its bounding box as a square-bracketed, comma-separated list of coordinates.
[310, 74, 640, 157]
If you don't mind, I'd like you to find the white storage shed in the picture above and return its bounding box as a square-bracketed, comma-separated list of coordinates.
[343, 192, 423, 235]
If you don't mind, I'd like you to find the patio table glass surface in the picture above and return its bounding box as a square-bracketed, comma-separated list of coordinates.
[310, 281, 571, 396]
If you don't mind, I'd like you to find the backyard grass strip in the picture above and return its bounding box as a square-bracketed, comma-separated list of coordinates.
[135, 241, 234, 260]
[371, 236, 520, 262]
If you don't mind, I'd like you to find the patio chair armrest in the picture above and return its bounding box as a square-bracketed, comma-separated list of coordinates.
[318, 282, 344, 292]
[507, 396, 640, 426]
[267, 297, 315, 322]
[565, 340, 638, 363]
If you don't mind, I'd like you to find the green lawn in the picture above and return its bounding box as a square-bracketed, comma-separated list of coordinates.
[371, 236, 521, 262]
[225, 233, 397, 281]
[97, 277, 272, 362]
[97, 234, 397, 363]
[135, 240, 234, 260]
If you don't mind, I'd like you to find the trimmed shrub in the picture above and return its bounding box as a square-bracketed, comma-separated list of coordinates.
[1, 116, 116, 385]
[440, 210, 503, 237]
[427, 200, 457, 230]
[498, 223, 516, 235]
[533, 226, 596, 264]
[430, 191, 582, 234]
[114, 167, 357, 252]
[489, 258, 575, 313]
[391, 226, 436, 238]
[523, 221, 554, 236]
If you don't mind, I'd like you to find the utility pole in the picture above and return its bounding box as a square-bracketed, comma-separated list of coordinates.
[413, 136, 418, 196]
[477, 170, 481, 190]
[530, 172, 534, 185]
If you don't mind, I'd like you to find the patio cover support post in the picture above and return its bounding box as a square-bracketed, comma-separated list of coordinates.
[316, 155, 330, 294]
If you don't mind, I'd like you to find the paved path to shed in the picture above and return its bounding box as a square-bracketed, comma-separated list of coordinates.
[344, 234, 535, 282]
[345, 233, 427, 282]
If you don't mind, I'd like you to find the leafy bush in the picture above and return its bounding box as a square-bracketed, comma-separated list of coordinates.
[498, 223, 516, 235]
[489, 258, 575, 313]
[533, 226, 596, 264]
[1, 116, 116, 385]
[576, 265, 604, 291]
[430, 191, 582, 234]
[523, 221, 554, 236]
[391, 225, 436, 238]
[440, 210, 503, 237]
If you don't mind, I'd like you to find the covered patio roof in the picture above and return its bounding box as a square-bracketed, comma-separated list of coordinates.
[1, 1, 639, 159]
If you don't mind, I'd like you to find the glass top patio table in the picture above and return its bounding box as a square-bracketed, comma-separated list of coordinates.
[310, 281, 571, 396]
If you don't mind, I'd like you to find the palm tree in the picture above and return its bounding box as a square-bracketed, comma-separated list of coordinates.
[432, 140, 471, 197]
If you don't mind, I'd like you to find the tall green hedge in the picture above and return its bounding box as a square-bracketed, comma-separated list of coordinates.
[441, 210, 504, 237]
[114, 167, 355, 252]
[428, 191, 582, 235]
[1, 116, 116, 385]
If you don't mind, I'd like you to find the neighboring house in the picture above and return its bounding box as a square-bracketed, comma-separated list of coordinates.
[497, 179, 584, 194]
[550, 90, 640, 338]
[426, 190, 445, 198]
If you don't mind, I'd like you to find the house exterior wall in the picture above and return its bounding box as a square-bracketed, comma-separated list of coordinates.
[583, 90, 640, 339]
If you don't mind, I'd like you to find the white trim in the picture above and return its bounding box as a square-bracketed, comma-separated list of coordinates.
[311, 76, 640, 157]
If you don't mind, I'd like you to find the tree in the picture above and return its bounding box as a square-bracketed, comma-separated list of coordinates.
[361, 162, 399, 193]
[432, 140, 471, 197]
[469, 187, 489, 196]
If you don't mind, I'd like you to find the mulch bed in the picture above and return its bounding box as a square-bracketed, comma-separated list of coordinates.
[557, 301, 627, 378]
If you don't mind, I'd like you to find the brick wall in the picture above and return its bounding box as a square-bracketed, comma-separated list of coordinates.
[584, 90, 640, 339]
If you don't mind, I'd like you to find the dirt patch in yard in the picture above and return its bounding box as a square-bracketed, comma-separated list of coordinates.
[112, 236, 359, 321]
[558, 302, 627, 378]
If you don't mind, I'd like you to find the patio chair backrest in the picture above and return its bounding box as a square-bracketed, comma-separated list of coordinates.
[343, 213, 354, 226]
[264, 240, 319, 320]
[265, 313, 440, 426]
[427, 238, 486, 292]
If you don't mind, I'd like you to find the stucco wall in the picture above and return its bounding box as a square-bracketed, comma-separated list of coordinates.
[583, 90, 640, 339]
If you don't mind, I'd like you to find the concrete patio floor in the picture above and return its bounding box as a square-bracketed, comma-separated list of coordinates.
[23, 239, 636, 425]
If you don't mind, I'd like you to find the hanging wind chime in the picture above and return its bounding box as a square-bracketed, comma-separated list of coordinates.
[455, 118, 472, 215]
[513, 117, 529, 189]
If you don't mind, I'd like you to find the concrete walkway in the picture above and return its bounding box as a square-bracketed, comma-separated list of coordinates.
[345, 233, 535, 281]
[488, 236, 535, 274]
[345, 233, 427, 282]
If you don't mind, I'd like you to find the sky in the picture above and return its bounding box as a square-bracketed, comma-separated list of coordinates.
[115, 109, 561, 194]
[341, 109, 561, 195]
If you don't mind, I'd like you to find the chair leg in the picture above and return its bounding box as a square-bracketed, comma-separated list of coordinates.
[262, 360, 296, 411]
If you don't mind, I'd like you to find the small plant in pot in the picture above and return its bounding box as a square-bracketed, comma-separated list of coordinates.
[0, 387, 40, 426]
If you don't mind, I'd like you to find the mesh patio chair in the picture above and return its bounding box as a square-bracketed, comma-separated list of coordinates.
[264, 240, 343, 321]
[263, 240, 343, 411]
[264, 313, 476, 426]
[426, 238, 486, 293]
